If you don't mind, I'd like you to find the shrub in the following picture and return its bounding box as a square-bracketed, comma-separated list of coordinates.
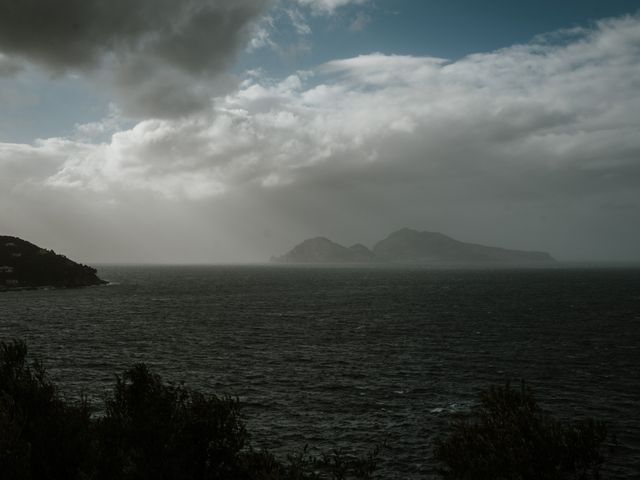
[0, 340, 377, 480]
[0, 340, 93, 480]
[433, 382, 609, 480]
[94, 363, 251, 480]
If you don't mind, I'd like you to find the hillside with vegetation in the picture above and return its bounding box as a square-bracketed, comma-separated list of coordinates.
[0, 236, 105, 291]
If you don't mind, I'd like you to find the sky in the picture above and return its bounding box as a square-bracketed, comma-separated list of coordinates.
[0, 0, 639, 263]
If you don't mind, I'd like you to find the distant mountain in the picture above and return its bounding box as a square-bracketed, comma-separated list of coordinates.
[273, 228, 554, 264]
[272, 237, 372, 263]
[373, 228, 554, 263]
[348, 243, 376, 262]
[0, 236, 106, 291]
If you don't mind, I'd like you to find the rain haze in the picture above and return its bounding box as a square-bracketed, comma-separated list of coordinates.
[1, 0, 640, 263]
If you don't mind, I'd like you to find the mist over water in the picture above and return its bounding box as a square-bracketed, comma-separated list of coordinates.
[1, 265, 639, 479]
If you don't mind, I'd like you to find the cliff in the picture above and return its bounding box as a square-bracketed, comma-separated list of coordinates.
[0, 236, 106, 291]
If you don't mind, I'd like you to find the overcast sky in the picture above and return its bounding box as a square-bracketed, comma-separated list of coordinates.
[1, 0, 639, 263]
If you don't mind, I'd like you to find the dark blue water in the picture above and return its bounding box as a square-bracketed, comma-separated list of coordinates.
[1, 265, 639, 478]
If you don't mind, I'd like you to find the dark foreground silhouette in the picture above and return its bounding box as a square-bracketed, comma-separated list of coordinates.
[0, 340, 377, 480]
[433, 383, 609, 480]
[0, 340, 609, 479]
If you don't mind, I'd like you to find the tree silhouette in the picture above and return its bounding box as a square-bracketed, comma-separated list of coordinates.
[434, 382, 610, 480]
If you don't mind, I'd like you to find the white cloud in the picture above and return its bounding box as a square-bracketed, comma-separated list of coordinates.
[295, 0, 368, 14]
[6, 16, 640, 193]
[2, 15, 640, 260]
[349, 11, 371, 32]
[247, 15, 277, 51]
[286, 8, 313, 35]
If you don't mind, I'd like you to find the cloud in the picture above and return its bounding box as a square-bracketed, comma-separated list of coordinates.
[244, 4, 315, 60]
[245, 1, 370, 59]
[349, 12, 371, 32]
[295, 0, 368, 14]
[2, 15, 640, 260]
[286, 8, 313, 35]
[247, 15, 277, 51]
[0, 53, 23, 76]
[0, 0, 269, 117]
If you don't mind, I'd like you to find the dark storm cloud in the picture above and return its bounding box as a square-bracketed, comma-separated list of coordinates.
[0, 0, 267, 72]
[0, 54, 23, 76]
[0, 0, 269, 116]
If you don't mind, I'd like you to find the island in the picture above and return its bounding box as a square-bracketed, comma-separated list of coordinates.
[272, 228, 555, 264]
[272, 237, 376, 263]
[0, 236, 106, 291]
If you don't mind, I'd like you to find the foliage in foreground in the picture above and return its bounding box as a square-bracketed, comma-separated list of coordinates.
[0, 340, 612, 480]
[0, 340, 377, 480]
[433, 382, 610, 480]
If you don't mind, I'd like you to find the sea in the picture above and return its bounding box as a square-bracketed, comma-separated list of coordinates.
[1, 264, 639, 479]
